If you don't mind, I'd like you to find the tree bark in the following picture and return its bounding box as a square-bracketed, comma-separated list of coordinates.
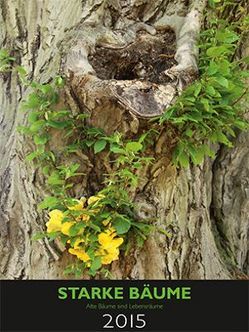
[0, 0, 248, 279]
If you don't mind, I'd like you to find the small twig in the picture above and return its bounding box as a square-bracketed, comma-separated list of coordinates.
[232, 88, 248, 106]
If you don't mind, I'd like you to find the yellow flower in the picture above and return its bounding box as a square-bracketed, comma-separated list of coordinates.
[46, 210, 64, 233]
[80, 213, 90, 222]
[97, 247, 120, 265]
[73, 238, 85, 249]
[61, 221, 75, 236]
[97, 231, 123, 265]
[68, 197, 86, 211]
[68, 248, 90, 263]
[46, 209, 76, 236]
[99, 232, 123, 250]
[87, 194, 105, 206]
[68, 198, 90, 222]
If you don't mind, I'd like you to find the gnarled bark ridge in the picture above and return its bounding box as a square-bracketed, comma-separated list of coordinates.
[0, 0, 248, 279]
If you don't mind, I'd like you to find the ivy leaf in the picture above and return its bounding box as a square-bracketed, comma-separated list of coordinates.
[94, 139, 107, 154]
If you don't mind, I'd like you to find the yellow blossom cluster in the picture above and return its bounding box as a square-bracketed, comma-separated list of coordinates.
[97, 228, 123, 264]
[45, 194, 123, 268]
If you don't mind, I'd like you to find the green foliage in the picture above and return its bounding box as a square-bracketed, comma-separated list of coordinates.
[12, 60, 153, 277]
[159, 1, 248, 167]
[0, 49, 15, 72]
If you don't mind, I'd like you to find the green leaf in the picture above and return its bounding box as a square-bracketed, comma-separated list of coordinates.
[28, 111, 40, 123]
[214, 76, 229, 88]
[125, 142, 143, 153]
[17, 126, 31, 135]
[208, 0, 221, 5]
[94, 139, 107, 154]
[202, 145, 216, 159]
[34, 135, 48, 145]
[25, 151, 40, 161]
[216, 30, 239, 44]
[211, 131, 232, 147]
[132, 222, 151, 235]
[69, 222, 85, 237]
[38, 196, 59, 210]
[234, 119, 248, 130]
[178, 151, 190, 168]
[193, 83, 202, 97]
[89, 256, 102, 275]
[55, 76, 64, 87]
[32, 232, 47, 241]
[63, 265, 75, 276]
[47, 173, 65, 185]
[110, 144, 125, 154]
[184, 128, 193, 138]
[241, 56, 249, 65]
[207, 46, 231, 57]
[206, 85, 216, 97]
[207, 61, 218, 75]
[84, 140, 95, 147]
[189, 146, 205, 165]
[42, 165, 51, 175]
[47, 120, 71, 129]
[47, 231, 60, 241]
[30, 120, 46, 132]
[22, 94, 41, 110]
[16, 65, 27, 76]
[113, 216, 131, 235]
[89, 223, 101, 232]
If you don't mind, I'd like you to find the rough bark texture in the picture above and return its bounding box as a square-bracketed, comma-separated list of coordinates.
[0, 0, 248, 279]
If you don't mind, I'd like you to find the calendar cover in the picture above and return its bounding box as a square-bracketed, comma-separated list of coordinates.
[0, 0, 248, 331]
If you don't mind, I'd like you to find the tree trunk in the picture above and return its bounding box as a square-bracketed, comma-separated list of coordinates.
[0, 0, 248, 280]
